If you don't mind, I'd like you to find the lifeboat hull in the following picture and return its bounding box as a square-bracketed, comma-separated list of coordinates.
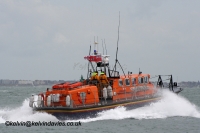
[34, 96, 161, 120]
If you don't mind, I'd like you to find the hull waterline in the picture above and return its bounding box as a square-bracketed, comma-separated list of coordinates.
[34, 97, 161, 120]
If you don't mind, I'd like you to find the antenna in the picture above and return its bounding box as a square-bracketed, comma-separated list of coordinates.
[104, 39, 107, 55]
[115, 12, 120, 63]
[97, 36, 98, 51]
[94, 36, 98, 53]
[101, 39, 104, 55]
[87, 45, 91, 79]
[112, 11, 126, 77]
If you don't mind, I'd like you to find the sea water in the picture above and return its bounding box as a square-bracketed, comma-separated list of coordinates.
[0, 86, 199, 133]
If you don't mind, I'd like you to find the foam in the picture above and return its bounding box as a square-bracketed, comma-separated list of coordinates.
[0, 99, 57, 123]
[68, 90, 200, 122]
[0, 90, 199, 123]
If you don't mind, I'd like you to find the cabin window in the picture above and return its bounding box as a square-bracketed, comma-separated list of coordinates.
[138, 77, 141, 84]
[119, 79, 123, 86]
[125, 79, 130, 86]
[141, 77, 144, 83]
[132, 78, 136, 85]
[144, 77, 148, 83]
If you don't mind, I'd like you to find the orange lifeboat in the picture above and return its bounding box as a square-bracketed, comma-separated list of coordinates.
[29, 38, 183, 120]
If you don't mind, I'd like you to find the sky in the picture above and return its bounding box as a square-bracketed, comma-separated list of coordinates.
[0, 0, 200, 82]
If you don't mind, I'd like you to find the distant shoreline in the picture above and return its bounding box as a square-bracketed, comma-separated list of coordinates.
[0, 79, 77, 87]
[0, 79, 199, 88]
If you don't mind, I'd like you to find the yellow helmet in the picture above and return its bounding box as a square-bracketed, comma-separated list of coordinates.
[92, 72, 97, 76]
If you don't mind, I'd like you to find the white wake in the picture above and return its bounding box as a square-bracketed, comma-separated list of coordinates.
[0, 90, 199, 123]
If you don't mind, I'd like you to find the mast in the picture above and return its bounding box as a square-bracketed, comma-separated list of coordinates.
[101, 39, 104, 55]
[112, 11, 126, 77]
[94, 36, 98, 54]
[87, 45, 92, 79]
[104, 39, 107, 55]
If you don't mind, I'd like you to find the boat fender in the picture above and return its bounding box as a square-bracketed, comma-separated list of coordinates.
[66, 95, 70, 106]
[107, 86, 113, 97]
[37, 95, 42, 107]
[113, 92, 116, 96]
[52, 94, 56, 102]
[47, 95, 52, 107]
[42, 94, 45, 107]
[103, 87, 107, 99]
[29, 95, 34, 107]
[54, 94, 60, 102]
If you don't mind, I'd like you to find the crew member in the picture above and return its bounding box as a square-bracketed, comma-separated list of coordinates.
[90, 72, 99, 84]
[158, 81, 163, 88]
[90, 72, 100, 96]
[99, 72, 109, 86]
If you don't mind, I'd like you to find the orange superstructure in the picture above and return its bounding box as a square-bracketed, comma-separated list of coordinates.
[111, 74, 155, 101]
[33, 72, 158, 110]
